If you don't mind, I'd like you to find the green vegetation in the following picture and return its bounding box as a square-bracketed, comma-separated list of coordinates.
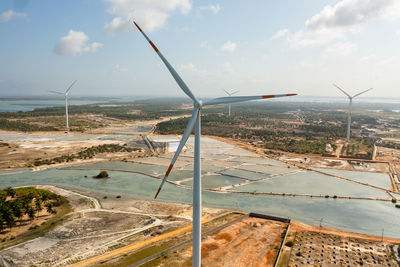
[285, 241, 294, 247]
[155, 104, 378, 156]
[32, 144, 140, 166]
[94, 171, 109, 178]
[0, 186, 69, 248]
[395, 204, 400, 208]
[392, 199, 397, 203]
[0, 119, 57, 132]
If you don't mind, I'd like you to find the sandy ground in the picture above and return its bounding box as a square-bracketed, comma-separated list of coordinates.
[199, 217, 286, 267]
[0, 131, 131, 169]
[0, 185, 226, 267]
[376, 146, 400, 162]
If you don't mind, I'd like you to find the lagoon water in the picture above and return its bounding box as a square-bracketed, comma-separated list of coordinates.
[1, 166, 399, 238]
[0, 99, 109, 112]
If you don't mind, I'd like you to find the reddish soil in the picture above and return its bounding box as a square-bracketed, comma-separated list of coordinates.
[199, 217, 286, 267]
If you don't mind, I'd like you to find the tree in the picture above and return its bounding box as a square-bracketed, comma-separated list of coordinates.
[0, 215, 4, 232]
[35, 198, 42, 217]
[5, 187, 16, 198]
[27, 207, 35, 221]
[1, 206, 16, 230]
[45, 202, 56, 214]
[94, 171, 109, 178]
[10, 199, 23, 220]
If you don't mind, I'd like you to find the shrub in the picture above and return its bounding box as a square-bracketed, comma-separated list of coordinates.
[395, 204, 400, 208]
[116, 195, 121, 199]
[392, 199, 397, 203]
[285, 241, 294, 247]
[94, 171, 109, 178]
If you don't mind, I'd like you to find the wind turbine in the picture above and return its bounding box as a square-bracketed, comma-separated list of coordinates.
[333, 84, 372, 142]
[133, 21, 296, 267]
[49, 80, 77, 133]
[222, 89, 239, 116]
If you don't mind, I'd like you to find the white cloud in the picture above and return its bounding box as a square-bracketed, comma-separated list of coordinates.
[287, 28, 346, 48]
[105, 17, 131, 33]
[323, 42, 357, 56]
[0, 10, 27, 22]
[279, 0, 400, 48]
[220, 41, 237, 52]
[270, 29, 288, 40]
[177, 63, 207, 76]
[199, 4, 221, 14]
[104, 0, 192, 33]
[54, 30, 103, 56]
[306, 0, 400, 31]
[378, 57, 395, 66]
[112, 64, 128, 72]
[397, 29, 400, 37]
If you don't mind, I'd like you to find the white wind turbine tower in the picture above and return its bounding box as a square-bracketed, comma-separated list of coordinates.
[133, 21, 296, 267]
[333, 84, 372, 142]
[49, 80, 77, 133]
[222, 89, 239, 116]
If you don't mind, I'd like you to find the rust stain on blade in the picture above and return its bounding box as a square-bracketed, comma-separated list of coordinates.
[286, 94, 297, 96]
[154, 187, 162, 199]
[262, 95, 275, 99]
[133, 21, 143, 32]
[149, 41, 159, 52]
[165, 164, 174, 176]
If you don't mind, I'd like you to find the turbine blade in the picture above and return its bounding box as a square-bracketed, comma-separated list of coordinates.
[154, 108, 199, 199]
[203, 94, 297, 106]
[66, 80, 77, 93]
[133, 21, 198, 104]
[353, 88, 372, 98]
[333, 84, 351, 98]
[48, 90, 64, 95]
[222, 89, 230, 96]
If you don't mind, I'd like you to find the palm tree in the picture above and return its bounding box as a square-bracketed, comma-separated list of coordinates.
[45, 202, 56, 214]
[10, 199, 23, 223]
[1, 206, 16, 230]
[0, 215, 4, 232]
[34, 198, 42, 218]
[27, 207, 35, 221]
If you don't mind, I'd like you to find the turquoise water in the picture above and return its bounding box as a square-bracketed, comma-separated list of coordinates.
[181, 174, 245, 189]
[220, 169, 268, 180]
[1, 167, 399, 238]
[231, 157, 288, 166]
[314, 168, 392, 190]
[63, 162, 167, 177]
[230, 171, 390, 198]
[0, 99, 106, 112]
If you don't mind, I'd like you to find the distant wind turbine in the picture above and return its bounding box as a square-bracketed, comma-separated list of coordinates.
[49, 80, 77, 133]
[133, 21, 296, 267]
[222, 89, 239, 116]
[333, 84, 372, 142]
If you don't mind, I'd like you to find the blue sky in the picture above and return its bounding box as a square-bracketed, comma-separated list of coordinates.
[1, 0, 400, 98]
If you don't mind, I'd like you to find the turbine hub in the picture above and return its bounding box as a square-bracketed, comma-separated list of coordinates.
[195, 100, 203, 108]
